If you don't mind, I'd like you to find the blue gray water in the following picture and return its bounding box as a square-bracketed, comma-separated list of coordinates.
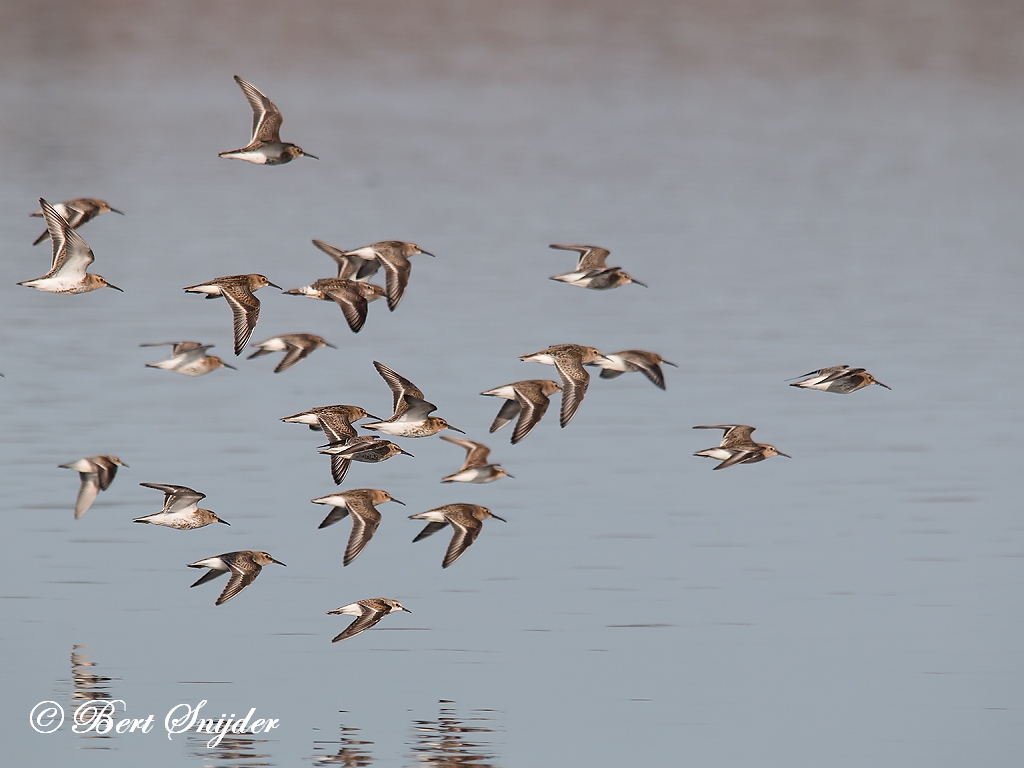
[2, 1, 1023, 764]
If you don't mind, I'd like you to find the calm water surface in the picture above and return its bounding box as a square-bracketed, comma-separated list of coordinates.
[1, 1, 1023, 765]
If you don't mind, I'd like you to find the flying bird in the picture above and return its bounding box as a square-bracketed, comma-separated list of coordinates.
[59, 455, 127, 519]
[519, 344, 607, 428]
[328, 598, 410, 643]
[440, 436, 512, 483]
[219, 75, 317, 165]
[362, 362, 464, 438]
[184, 274, 280, 355]
[247, 334, 335, 373]
[548, 243, 646, 290]
[788, 366, 890, 394]
[187, 551, 285, 605]
[692, 425, 790, 470]
[588, 349, 677, 390]
[409, 504, 505, 568]
[30, 198, 122, 246]
[312, 240, 433, 310]
[283, 278, 385, 333]
[310, 489, 405, 566]
[480, 379, 562, 444]
[134, 483, 230, 529]
[19, 199, 122, 294]
[141, 341, 235, 376]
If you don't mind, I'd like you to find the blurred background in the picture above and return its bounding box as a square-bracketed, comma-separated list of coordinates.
[1, 1, 1023, 765]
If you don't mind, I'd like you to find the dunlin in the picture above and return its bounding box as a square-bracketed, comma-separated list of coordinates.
[480, 379, 562, 444]
[134, 483, 230, 529]
[141, 341, 236, 376]
[519, 345, 607, 427]
[788, 366, 890, 394]
[59, 455, 127, 519]
[440, 436, 512, 483]
[283, 278, 384, 333]
[311, 241, 433, 311]
[588, 349, 677, 390]
[693, 425, 790, 470]
[187, 550, 285, 606]
[318, 436, 413, 485]
[328, 598, 410, 643]
[548, 243, 646, 290]
[311, 489, 405, 566]
[247, 333, 335, 373]
[281, 405, 376, 436]
[30, 198, 122, 246]
[19, 199, 122, 294]
[409, 504, 505, 568]
[184, 274, 280, 355]
[218, 76, 317, 165]
[362, 362, 464, 437]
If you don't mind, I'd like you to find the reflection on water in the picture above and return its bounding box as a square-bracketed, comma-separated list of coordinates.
[65, 645, 117, 748]
[70, 644, 114, 702]
[188, 733, 274, 768]
[309, 716, 375, 767]
[409, 701, 500, 767]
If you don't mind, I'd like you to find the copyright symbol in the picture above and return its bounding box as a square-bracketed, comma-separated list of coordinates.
[30, 701, 64, 734]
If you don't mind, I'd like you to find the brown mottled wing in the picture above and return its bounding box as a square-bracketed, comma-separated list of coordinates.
[317, 413, 358, 445]
[330, 456, 351, 485]
[440, 436, 491, 470]
[441, 513, 483, 569]
[549, 243, 611, 271]
[693, 425, 755, 449]
[552, 355, 590, 428]
[332, 605, 388, 642]
[234, 75, 283, 143]
[312, 240, 359, 279]
[40, 199, 95, 278]
[412, 521, 448, 542]
[630, 360, 666, 390]
[322, 285, 368, 333]
[342, 499, 382, 566]
[215, 557, 260, 605]
[511, 383, 552, 443]
[274, 340, 312, 373]
[92, 457, 120, 491]
[374, 247, 412, 311]
[372, 362, 425, 416]
[140, 483, 205, 514]
[220, 283, 261, 355]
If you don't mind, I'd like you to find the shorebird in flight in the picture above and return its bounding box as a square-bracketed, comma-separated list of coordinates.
[219, 76, 317, 165]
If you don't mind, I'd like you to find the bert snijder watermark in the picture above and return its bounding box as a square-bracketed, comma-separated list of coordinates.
[29, 699, 279, 747]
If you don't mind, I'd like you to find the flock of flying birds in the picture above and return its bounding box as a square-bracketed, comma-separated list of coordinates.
[21, 76, 889, 643]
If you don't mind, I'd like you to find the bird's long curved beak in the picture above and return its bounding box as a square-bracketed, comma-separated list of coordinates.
[219, 519, 231, 525]
[777, 452, 792, 458]
[107, 283, 124, 292]
[492, 514, 507, 523]
[402, 606, 412, 613]
[110, 208, 125, 215]
[391, 498, 406, 506]
[399, 449, 415, 457]
[324, 342, 338, 349]
[447, 425, 466, 435]
[120, 462, 130, 468]
[875, 381, 891, 390]
[267, 282, 282, 290]
[223, 363, 237, 370]
[304, 152, 319, 160]
[420, 249, 435, 257]
[632, 279, 648, 288]
[663, 360, 679, 368]
[364, 414, 382, 421]
[272, 558, 287, 566]
[505, 473, 515, 479]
